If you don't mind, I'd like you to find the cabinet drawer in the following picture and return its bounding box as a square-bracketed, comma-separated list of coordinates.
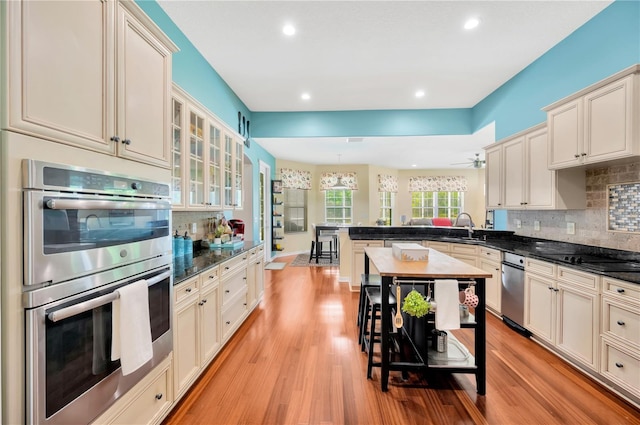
[479, 247, 501, 262]
[603, 277, 640, 305]
[450, 243, 478, 255]
[222, 290, 248, 339]
[200, 266, 220, 290]
[352, 240, 383, 249]
[425, 241, 450, 252]
[220, 253, 248, 276]
[110, 366, 171, 425]
[222, 268, 247, 306]
[525, 258, 556, 277]
[600, 340, 640, 397]
[602, 298, 640, 349]
[174, 277, 199, 304]
[557, 266, 599, 290]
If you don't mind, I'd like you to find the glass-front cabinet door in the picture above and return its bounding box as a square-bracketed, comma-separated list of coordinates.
[234, 138, 243, 209]
[208, 123, 222, 207]
[171, 96, 186, 208]
[224, 134, 233, 208]
[188, 108, 205, 208]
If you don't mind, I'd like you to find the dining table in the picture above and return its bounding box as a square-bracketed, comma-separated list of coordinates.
[312, 223, 341, 263]
[363, 246, 492, 393]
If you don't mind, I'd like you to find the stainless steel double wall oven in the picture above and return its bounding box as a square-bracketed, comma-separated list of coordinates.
[22, 160, 173, 424]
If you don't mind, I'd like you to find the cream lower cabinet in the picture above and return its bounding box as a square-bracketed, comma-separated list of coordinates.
[449, 243, 478, 267]
[600, 277, 640, 400]
[221, 256, 249, 341]
[247, 246, 265, 309]
[92, 355, 173, 425]
[525, 259, 600, 372]
[351, 240, 384, 291]
[173, 267, 222, 400]
[478, 247, 502, 314]
[3, 0, 177, 168]
[555, 267, 600, 371]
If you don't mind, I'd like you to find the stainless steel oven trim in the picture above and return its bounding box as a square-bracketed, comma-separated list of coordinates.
[25, 263, 173, 425]
[48, 270, 171, 322]
[46, 198, 171, 211]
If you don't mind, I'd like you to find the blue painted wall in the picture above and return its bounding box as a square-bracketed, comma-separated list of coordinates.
[139, 0, 639, 231]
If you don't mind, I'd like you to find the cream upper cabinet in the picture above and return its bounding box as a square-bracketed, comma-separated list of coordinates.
[171, 85, 243, 211]
[484, 144, 503, 209]
[546, 68, 640, 169]
[487, 124, 585, 210]
[3, 0, 177, 168]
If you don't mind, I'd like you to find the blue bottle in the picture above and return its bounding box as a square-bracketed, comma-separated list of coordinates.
[173, 230, 184, 258]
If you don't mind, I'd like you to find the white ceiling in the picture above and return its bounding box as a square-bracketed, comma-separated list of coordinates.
[158, 0, 612, 169]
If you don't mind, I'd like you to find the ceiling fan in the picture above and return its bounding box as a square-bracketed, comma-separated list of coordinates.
[451, 153, 486, 169]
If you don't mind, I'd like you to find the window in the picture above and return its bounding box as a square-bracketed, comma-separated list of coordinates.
[379, 192, 393, 225]
[283, 188, 307, 233]
[411, 191, 463, 219]
[325, 190, 352, 224]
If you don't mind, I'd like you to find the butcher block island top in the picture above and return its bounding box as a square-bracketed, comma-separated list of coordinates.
[363, 246, 491, 394]
[365, 247, 492, 279]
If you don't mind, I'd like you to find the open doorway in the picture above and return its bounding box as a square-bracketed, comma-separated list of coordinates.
[259, 160, 271, 261]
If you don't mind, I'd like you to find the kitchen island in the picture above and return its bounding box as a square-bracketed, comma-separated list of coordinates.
[364, 247, 491, 392]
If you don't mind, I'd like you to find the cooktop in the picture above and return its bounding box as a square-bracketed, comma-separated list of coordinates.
[538, 253, 640, 272]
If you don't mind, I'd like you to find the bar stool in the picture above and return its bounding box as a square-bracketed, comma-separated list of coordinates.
[361, 286, 396, 379]
[357, 274, 381, 342]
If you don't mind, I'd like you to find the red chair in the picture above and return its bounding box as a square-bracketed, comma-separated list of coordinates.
[228, 219, 245, 239]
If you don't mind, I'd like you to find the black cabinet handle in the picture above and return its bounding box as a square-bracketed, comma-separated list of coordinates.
[574, 154, 580, 158]
[225, 290, 230, 293]
[110, 136, 120, 143]
[617, 288, 625, 293]
[185, 288, 192, 293]
[617, 320, 625, 326]
[155, 393, 163, 400]
[615, 362, 624, 368]
[122, 139, 131, 145]
[226, 321, 231, 325]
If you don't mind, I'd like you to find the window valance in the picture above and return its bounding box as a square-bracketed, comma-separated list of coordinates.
[280, 168, 311, 190]
[377, 174, 398, 193]
[408, 176, 468, 192]
[320, 172, 358, 190]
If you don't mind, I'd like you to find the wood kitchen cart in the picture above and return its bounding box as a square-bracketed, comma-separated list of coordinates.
[363, 247, 491, 393]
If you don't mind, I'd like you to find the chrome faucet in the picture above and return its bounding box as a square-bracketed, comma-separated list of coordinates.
[454, 212, 475, 238]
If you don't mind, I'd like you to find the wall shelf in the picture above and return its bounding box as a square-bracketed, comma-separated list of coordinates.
[272, 180, 284, 252]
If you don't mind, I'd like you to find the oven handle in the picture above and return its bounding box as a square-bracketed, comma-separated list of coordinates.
[46, 199, 171, 211]
[47, 270, 171, 322]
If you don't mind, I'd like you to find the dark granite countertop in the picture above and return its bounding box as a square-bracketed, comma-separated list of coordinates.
[349, 226, 640, 284]
[173, 240, 263, 285]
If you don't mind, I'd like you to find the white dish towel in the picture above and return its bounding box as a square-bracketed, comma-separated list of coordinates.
[435, 279, 461, 330]
[111, 279, 153, 376]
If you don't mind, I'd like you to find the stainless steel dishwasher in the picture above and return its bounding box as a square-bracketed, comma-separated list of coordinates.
[501, 252, 531, 336]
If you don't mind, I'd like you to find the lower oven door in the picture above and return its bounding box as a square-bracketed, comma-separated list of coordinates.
[25, 264, 173, 425]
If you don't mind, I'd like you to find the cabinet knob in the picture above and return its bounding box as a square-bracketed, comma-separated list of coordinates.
[574, 154, 580, 158]
[548, 286, 554, 291]
[122, 138, 131, 145]
[617, 288, 625, 293]
[185, 288, 192, 292]
[554, 288, 559, 292]
[581, 152, 587, 156]
[225, 266, 230, 270]
[155, 393, 163, 400]
[209, 275, 215, 279]
[198, 301, 205, 306]
[225, 290, 230, 293]
[226, 321, 231, 325]
[202, 298, 207, 303]
[615, 362, 624, 368]
[616, 320, 625, 326]
[110, 136, 120, 143]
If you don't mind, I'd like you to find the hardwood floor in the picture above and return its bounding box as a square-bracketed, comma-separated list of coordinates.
[163, 256, 640, 425]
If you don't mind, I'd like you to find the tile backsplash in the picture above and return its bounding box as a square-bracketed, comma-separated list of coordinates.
[508, 161, 640, 252]
[172, 211, 224, 241]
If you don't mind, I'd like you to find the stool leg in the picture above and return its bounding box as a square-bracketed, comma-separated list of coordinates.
[367, 304, 379, 379]
[360, 295, 371, 350]
[309, 241, 315, 263]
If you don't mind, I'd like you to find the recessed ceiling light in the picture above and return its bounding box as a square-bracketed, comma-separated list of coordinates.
[301, 92, 311, 100]
[415, 90, 425, 98]
[464, 18, 480, 30]
[411, 164, 417, 167]
[283, 24, 296, 36]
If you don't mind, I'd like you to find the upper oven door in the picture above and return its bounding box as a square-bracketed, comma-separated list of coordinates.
[24, 191, 171, 286]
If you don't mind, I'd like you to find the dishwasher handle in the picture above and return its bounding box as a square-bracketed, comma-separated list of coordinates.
[502, 261, 525, 272]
